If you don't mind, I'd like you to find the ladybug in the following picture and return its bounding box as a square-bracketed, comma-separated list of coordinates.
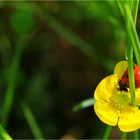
[119, 66, 140, 91]
[133, 66, 140, 88]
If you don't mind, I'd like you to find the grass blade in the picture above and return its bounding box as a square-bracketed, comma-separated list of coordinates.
[119, 3, 140, 65]
[2, 37, 26, 126]
[0, 124, 12, 139]
[72, 98, 95, 112]
[131, 0, 139, 24]
[126, 5, 140, 65]
[21, 102, 44, 139]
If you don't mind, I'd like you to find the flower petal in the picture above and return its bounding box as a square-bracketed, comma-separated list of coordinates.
[118, 107, 140, 132]
[114, 61, 128, 79]
[135, 88, 140, 106]
[94, 74, 118, 102]
[94, 101, 119, 126]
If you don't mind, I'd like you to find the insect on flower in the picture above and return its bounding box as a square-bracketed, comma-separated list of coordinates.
[94, 61, 140, 132]
[119, 66, 140, 91]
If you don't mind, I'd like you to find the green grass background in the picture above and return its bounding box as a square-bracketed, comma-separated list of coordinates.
[0, 1, 138, 139]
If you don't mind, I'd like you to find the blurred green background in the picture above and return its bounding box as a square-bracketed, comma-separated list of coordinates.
[0, 1, 134, 139]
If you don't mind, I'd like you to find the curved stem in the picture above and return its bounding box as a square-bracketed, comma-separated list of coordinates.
[103, 125, 112, 140]
[2, 36, 26, 126]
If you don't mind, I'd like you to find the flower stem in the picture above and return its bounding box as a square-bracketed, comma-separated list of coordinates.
[2, 36, 26, 126]
[121, 132, 127, 140]
[103, 125, 112, 140]
[131, 0, 139, 25]
[124, 5, 140, 65]
[133, 130, 139, 139]
[117, 1, 139, 138]
[127, 44, 136, 106]
[125, 4, 136, 106]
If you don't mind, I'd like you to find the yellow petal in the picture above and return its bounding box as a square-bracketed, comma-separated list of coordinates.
[118, 107, 140, 132]
[94, 74, 118, 102]
[94, 101, 119, 126]
[114, 61, 128, 79]
[135, 88, 140, 106]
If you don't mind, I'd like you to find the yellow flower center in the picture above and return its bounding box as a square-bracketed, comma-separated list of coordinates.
[110, 91, 130, 109]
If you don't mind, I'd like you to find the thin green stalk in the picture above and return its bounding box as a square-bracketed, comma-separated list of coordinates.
[125, 4, 136, 106]
[117, 1, 124, 16]
[131, 0, 139, 25]
[124, 5, 140, 65]
[0, 124, 12, 139]
[117, 2, 140, 65]
[2, 36, 26, 126]
[72, 98, 95, 112]
[121, 132, 127, 140]
[103, 125, 112, 140]
[21, 102, 44, 139]
[125, 2, 139, 139]
[127, 43, 136, 106]
[133, 130, 139, 139]
[125, 0, 139, 61]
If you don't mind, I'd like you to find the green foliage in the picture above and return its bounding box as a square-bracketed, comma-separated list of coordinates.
[0, 124, 12, 139]
[10, 10, 35, 36]
[2, 37, 26, 126]
[0, 1, 139, 139]
[21, 102, 44, 139]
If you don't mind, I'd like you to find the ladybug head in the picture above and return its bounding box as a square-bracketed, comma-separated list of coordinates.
[119, 69, 129, 91]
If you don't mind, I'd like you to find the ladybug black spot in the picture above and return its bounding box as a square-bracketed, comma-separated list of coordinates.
[118, 80, 128, 91]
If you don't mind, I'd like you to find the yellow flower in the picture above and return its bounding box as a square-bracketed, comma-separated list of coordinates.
[94, 61, 140, 132]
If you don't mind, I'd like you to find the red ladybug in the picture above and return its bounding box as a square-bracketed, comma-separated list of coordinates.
[133, 66, 140, 88]
[119, 66, 140, 91]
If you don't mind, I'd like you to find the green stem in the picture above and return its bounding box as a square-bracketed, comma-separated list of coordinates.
[117, 1, 124, 16]
[127, 44, 136, 106]
[134, 130, 139, 139]
[21, 102, 44, 139]
[125, 4, 136, 106]
[2, 36, 26, 126]
[0, 124, 12, 139]
[117, 1, 139, 138]
[124, 5, 140, 65]
[103, 125, 112, 140]
[131, 0, 139, 25]
[121, 132, 127, 140]
[72, 98, 95, 112]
